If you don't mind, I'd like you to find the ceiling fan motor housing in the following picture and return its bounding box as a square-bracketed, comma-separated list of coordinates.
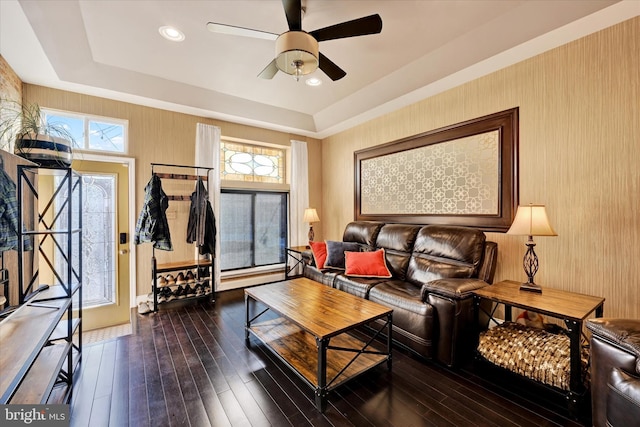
[275, 31, 319, 76]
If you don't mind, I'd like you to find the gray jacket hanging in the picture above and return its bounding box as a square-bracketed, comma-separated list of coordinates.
[186, 177, 216, 256]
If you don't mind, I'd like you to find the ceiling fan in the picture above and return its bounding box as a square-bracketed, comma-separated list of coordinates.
[207, 0, 382, 81]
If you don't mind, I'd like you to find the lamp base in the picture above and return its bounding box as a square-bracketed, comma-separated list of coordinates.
[520, 282, 542, 293]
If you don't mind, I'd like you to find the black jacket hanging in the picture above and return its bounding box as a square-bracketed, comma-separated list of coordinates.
[187, 177, 216, 256]
[134, 174, 173, 251]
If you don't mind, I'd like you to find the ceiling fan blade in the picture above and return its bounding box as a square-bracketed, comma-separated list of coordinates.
[282, 0, 302, 31]
[258, 59, 279, 79]
[207, 22, 277, 41]
[318, 52, 346, 81]
[310, 14, 382, 42]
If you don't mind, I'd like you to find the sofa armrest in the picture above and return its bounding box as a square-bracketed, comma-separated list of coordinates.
[607, 367, 640, 427]
[301, 250, 314, 265]
[421, 278, 490, 300]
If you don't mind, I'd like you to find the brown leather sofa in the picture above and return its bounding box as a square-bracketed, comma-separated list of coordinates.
[587, 318, 640, 427]
[303, 221, 497, 367]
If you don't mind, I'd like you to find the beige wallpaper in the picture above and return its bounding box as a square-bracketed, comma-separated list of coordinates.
[19, 85, 322, 299]
[322, 17, 639, 319]
[4, 18, 637, 320]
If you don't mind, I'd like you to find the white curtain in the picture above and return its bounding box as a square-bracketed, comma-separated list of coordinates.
[290, 140, 310, 248]
[196, 123, 221, 291]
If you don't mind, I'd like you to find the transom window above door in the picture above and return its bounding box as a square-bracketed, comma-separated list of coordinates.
[42, 109, 128, 154]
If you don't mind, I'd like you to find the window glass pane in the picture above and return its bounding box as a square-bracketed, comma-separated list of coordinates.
[220, 193, 253, 270]
[254, 193, 286, 265]
[80, 174, 117, 306]
[55, 173, 116, 308]
[220, 190, 287, 271]
[42, 109, 127, 154]
[43, 112, 84, 149]
[89, 120, 125, 152]
[221, 141, 285, 184]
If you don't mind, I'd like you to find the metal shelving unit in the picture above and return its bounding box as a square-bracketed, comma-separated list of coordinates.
[0, 165, 82, 404]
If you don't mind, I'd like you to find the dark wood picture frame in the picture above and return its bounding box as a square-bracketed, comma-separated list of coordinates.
[354, 108, 519, 232]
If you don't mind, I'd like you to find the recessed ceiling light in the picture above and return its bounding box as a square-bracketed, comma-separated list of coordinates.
[305, 77, 322, 87]
[159, 26, 185, 42]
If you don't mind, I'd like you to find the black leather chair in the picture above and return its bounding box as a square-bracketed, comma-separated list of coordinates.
[586, 318, 640, 427]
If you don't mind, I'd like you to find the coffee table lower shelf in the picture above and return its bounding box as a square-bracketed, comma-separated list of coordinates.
[246, 317, 391, 411]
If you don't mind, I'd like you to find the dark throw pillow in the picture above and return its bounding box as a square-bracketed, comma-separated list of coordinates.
[324, 240, 360, 269]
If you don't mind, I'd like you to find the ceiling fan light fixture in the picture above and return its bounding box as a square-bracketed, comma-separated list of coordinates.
[275, 32, 318, 80]
[305, 77, 322, 87]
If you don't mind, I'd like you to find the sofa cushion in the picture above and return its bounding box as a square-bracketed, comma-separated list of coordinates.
[375, 224, 421, 280]
[369, 280, 435, 356]
[345, 249, 392, 278]
[343, 221, 384, 250]
[308, 240, 327, 269]
[324, 240, 360, 269]
[407, 225, 486, 285]
[368, 280, 425, 315]
[333, 275, 386, 299]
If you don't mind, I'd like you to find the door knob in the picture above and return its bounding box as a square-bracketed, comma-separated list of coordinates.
[119, 249, 128, 255]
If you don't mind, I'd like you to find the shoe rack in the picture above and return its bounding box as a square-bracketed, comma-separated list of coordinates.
[151, 259, 213, 307]
[148, 163, 216, 312]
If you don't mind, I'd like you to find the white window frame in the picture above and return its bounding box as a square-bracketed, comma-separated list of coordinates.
[219, 137, 290, 283]
[220, 136, 290, 192]
[42, 108, 129, 155]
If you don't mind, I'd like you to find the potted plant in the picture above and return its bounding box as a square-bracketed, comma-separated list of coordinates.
[0, 99, 75, 167]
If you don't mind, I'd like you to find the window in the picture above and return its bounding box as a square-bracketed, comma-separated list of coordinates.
[220, 190, 287, 271]
[54, 172, 117, 308]
[43, 109, 127, 154]
[221, 141, 285, 184]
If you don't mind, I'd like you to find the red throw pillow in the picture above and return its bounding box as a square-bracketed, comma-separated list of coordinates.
[344, 249, 392, 278]
[309, 240, 327, 269]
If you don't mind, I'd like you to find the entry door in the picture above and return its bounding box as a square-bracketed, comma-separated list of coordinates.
[72, 159, 130, 330]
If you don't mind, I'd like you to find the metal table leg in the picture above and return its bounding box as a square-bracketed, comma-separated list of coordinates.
[316, 337, 328, 412]
[244, 294, 251, 346]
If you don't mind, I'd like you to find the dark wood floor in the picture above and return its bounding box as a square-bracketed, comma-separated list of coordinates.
[69, 289, 587, 427]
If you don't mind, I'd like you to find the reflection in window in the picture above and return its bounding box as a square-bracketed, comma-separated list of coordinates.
[221, 141, 285, 184]
[89, 121, 124, 152]
[220, 190, 287, 271]
[56, 173, 117, 308]
[43, 109, 127, 154]
[80, 174, 117, 307]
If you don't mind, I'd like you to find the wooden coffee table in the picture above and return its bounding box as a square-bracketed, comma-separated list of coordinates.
[244, 278, 393, 412]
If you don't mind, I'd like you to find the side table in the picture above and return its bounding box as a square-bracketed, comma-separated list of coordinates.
[473, 280, 605, 415]
[285, 246, 310, 279]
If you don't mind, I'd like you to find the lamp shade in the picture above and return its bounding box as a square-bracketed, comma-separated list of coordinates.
[507, 204, 557, 236]
[275, 32, 319, 77]
[303, 208, 320, 223]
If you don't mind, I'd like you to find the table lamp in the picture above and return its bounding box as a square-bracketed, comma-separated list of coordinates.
[507, 204, 557, 292]
[303, 208, 320, 242]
